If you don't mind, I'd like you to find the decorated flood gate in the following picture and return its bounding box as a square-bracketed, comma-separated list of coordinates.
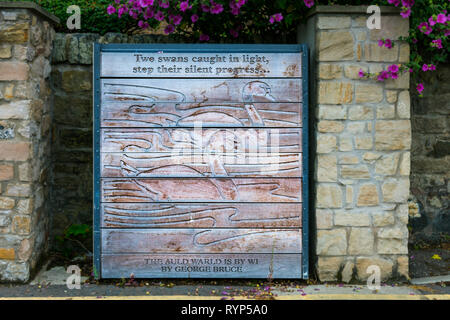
[93, 44, 309, 279]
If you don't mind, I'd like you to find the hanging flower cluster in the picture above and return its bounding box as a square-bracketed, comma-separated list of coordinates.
[106, 0, 316, 40]
[106, 0, 447, 96]
[359, 3, 448, 97]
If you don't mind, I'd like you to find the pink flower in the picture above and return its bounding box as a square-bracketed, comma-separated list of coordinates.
[400, 8, 411, 18]
[428, 17, 437, 26]
[418, 22, 432, 35]
[378, 39, 385, 47]
[388, 0, 400, 6]
[230, 29, 239, 38]
[191, 14, 199, 23]
[129, 10, 138, 19]
[270, 13, 283, 24]
[164, 24, 175, 34]
[159, 1, 170, 9]
[384, 39, 392, 49]
[401, 0, 414, 7]
[172, 14, 182, 25]
[199, 34, 210, 41]
[229, 0, 243, 15]
[416, 83, 424, 94]
[154, 11, 165, 21]
[107, 5, 116, 15]
[138, 20, 149, 29]
[388, 64, 399, 73]
[429, 64, 436, 71]
[303, 0, 314, 8]
[437, 13, 447, 24]
[139, 0, 154, 8]
[377, 70, 389, 81]
[390, 72, 399, 79]
[201, 4, 210, 12]
[431, 39, 443, 49]
[422, 64, 429, 71]
[143, 7, 154, 20]
[118, 6, 127, 18]
[180, 1, 192, 12]
[358, 69, 365, 78]
[210, 2, 224, 14]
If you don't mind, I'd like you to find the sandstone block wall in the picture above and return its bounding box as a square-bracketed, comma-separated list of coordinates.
[0, 3, 58, 282]
[299, 6, 411, 282]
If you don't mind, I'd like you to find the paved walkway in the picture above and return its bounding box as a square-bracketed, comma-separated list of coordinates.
[0, 267, 448, 300]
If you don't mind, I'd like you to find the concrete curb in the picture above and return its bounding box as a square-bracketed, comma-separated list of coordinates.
[410, 275, 450, 285]
[1, 294, 449, 300]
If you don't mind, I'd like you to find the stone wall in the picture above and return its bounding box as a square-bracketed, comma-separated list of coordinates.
[298, 6, 411, 282]
[410, 64, 450, 240]
[4, 3, 446, 283]
[50, 33, 173, 240]
[0, 2, 58, 282]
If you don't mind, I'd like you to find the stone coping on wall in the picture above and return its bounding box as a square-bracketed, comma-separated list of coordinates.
[0, 1, 60, 24]
[306, 5, 402, 18]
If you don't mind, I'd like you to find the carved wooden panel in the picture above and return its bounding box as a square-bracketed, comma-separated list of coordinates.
[101, 102, 302, 128]
[101, 128, 302, 153]
[101, 254, 302, 278]
[101, 52, 302, 78]
[102, 229, 301, 253]
[101, 79, 302, 103]
[101, 153, 302, 178]
[101, 178, 302, 203]
[95, 45, 306, 279]
[101, 203, 302, 228]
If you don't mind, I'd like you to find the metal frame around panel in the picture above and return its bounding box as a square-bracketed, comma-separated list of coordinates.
[301, 45, 309, 280]
[93, 43, 102, 279]
[93, 43, 309, 279]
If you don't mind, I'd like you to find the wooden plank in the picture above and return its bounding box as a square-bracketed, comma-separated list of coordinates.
[101, 203, 302, 228]
[101, 153, 302, 178]
[101, 52, 301, 78]
[101, 102, 302, 128]
[100, 128, 302, 153]
[101, 254, 302, 278]
[101, 79, 301, 103]
[101, 178, 302, 203]
[101, 228, 302, 254]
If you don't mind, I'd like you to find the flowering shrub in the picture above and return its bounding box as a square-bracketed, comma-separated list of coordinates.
[106, 1, 448, 94]
[12, 0, 138, 34]
[358, 0, 449, 95]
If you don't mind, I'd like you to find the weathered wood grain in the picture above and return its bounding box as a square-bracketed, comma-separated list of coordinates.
[101, 102, 302, 128]
[101, 203, 302, 228]
[100, 128, 302, 153]
[101, 153, 302, 178]
[101, 79, 302, 103]
[101, 178, 302, 203]
[102, 228, 302, 254]
[101, 254, 302, 278]
[101, 52, 301, 78]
